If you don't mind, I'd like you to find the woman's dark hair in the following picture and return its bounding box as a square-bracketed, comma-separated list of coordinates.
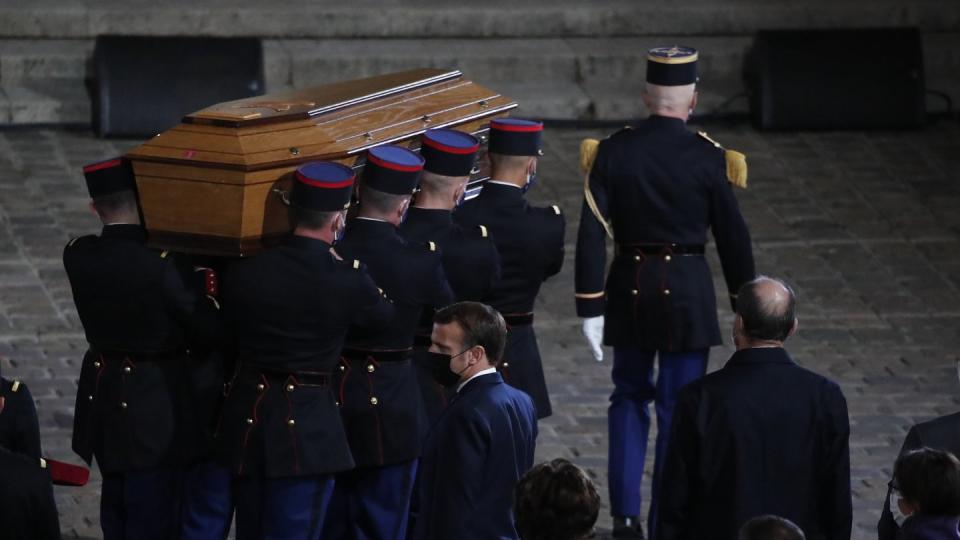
[433, 302, 507, 364]
[514, 458, 600, 540]
[894, 447, 960, 515]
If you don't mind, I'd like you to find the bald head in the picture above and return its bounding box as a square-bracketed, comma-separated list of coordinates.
[642, 83, 697, 120]
[736, 276, 797, 344]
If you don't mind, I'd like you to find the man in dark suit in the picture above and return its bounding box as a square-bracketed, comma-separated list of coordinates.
[400, 128, 501, 424]
[413, 301, 538, 540]
[218, 161, 394, 540]
[656, 276, 851, 540]
[324, 145, 454, 540]
[878, 408, 960, 538]
[575, 46, 755, 538]
[455, 119, 565, 420]
[64, 157, 222, 540]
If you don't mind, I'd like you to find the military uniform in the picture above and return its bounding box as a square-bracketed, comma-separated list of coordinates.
[400, 129, 501, 425]
[0, 377, 40, 459]
[64, 157, 222, 540]
[323, 145, 454, 540]
[574, 47, 755, 538]
[217, 161, 394, 540]
[0, 446, 61, 540]
[455, 119, 565, 419]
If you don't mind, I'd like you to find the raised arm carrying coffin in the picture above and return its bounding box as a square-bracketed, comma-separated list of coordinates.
[125, 69, 516, 256]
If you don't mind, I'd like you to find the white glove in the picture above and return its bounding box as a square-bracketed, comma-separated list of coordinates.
[582, 316, 605, 362]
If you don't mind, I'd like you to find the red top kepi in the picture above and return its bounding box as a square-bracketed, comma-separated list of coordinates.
[125, 69, 517, 257]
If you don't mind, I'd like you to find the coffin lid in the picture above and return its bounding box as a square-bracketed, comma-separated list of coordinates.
[126, 68, 515, 175]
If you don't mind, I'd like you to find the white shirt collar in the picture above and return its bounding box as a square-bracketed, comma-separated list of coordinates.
[457, 367, 498, 393]
[354, 216, 388, 223]
[485, 180, 522, 189]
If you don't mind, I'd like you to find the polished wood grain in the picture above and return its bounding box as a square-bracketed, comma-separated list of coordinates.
[127, 68, 517, 256]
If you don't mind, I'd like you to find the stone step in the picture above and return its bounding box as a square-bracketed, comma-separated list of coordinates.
[0, 0, 957, 38]
[1, 34, 958, 124]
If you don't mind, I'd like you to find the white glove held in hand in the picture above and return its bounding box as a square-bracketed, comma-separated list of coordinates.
[582, 316, 605, 362]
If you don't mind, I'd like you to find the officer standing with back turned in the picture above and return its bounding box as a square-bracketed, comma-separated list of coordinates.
[324, 145, 454, 539]
[217, 161, 394, 540]
[574, 46, 755, 539]
[64, 157, 222, 540]
[455, 118, 565, 420]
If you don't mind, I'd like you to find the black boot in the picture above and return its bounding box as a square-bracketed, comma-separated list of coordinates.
[612, 516, 646, 539]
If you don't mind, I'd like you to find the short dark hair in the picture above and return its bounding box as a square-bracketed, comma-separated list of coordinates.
[91, 190, 138, 219]
[894, 447, 960, 515]
[515, 459, 600, 540]
[433, 302, 506, 364]
[738, 515, 806, 540]
[736, 276, 797, 342]
[291, 206, 338, 230]
[360, 186, 409, 215]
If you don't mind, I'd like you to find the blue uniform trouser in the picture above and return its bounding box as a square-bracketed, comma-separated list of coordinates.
[235, 474, 335, 540]
[100, 467, 183, 540]
[323, 459, 418, 540]
[181, 460, 234, 540]
[608, 346, 708, 536]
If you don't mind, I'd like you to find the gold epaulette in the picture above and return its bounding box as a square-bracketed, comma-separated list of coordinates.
[427, 241, 437, 252]
[159, 250, 169, 259]
[352, 259, 361, 270]
[11, 380, 20, 392]
[579, 139, 600, 174]
[67, 237, 80, 248]
[478, 225, 488, 238]
[579, 138, 614, 240]
[551, 205, 562, 216]
[698, 131, 748, 189]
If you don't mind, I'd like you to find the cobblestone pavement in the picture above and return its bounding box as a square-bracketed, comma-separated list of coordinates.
[1, 121, 959, 539]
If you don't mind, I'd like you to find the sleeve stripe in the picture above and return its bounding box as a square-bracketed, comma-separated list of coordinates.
[575, 291, 605, 299]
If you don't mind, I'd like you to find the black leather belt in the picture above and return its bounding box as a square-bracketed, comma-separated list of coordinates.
[341, 348, 412, 362]
[616, 243, 705, 256]
[503, 312, 534, 327]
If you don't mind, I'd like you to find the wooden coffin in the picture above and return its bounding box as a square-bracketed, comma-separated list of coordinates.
[125, 68, 517, 257]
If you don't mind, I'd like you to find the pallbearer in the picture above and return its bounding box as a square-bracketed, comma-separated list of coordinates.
[218, 162, 394, 540]
[455, 119, 565, 419]
[323, 145, 454, 540]
[574, 45, 755, 539]
[64, 157, 221, 540]
[400, 128, 501, 423]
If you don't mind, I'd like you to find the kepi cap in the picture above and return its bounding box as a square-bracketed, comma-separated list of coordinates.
[421, 129, 479, 177]
[488, 118, 543, 157]
[290, 161, 356, 211]
[361, 145, 424, 195]
[82, 157, 136, 198]
[646, 46, 699, 86]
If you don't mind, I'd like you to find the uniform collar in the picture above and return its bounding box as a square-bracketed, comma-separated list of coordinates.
[346, 217, 400, 240]
[725, 346, 795, 367]
[478, 181, 525, 202]
[643, 114, 688, 131]
[284, 234, 332, 252]
[406, 207, 453, 227]
[99, 223, 146, 242]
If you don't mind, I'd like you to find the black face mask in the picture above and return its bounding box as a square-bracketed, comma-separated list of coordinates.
[424, 348, 471, 388]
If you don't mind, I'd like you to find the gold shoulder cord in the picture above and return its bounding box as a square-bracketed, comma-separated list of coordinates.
[579, 139, 614, 240]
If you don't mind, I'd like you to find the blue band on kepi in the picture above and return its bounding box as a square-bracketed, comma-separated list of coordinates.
[291, 161, 356, 211]
[362, 145, 424, 195]
[646, 45, 699, 86]
[488, 118, 543, 156]
[421, 129, 479, 177]
[82, 157, 136, 198]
